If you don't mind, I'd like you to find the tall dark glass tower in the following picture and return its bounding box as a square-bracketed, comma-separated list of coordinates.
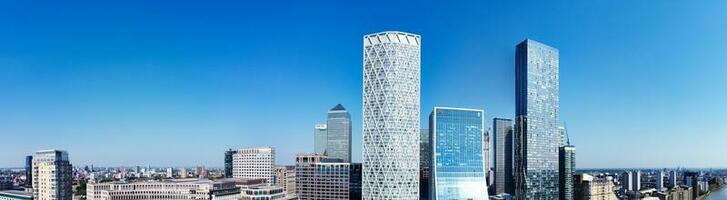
[25, 155, 33, 187]
[559, 145, 575, 200]
[224, 149, 234, 178]
[514, 39, 560, 200]
[327, 104, 352, 162]
[493, 118, 514, 195]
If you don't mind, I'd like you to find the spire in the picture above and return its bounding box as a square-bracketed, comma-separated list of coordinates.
[330, 104, 346, 111]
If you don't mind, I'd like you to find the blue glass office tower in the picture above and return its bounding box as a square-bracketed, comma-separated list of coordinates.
[327, 104, 352, 163]
[429, 107, 489, 200]
[514, 39, 560, 200]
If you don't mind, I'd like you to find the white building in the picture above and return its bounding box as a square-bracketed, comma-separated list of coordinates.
[87, 178, 285, 200]
[231, 147, 275, 183]
[33, 150, 73, 200]
[362, 31, 421, 199]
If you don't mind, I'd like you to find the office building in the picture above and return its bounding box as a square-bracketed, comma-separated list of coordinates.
[514, 39, 560, 200]
[429, 107, 489, 200]
[493, 118, 514, 195]
[327, 104, 352, 162]
[350, 163, 362, 200]
[231, 147, 275, 183]
[573, 174, 618, 200]
[295, 153, 350, 200]
[559, 145, 576, 200]
[633, 171, 641, 191]
[24, 156, 32, 188]
[32, 150, 73, 200]
[225, 149, 235, 178]
[657, 170, 665, 191]
[669, 171, 678, 188]
[87, 178, 284, 200]
[166, 167, 174, 178]
[273, 166, 296, 197]
[314, 124, 328, 154]
[622, 171, 633, 192]
[420, 128, 431, 200]
[0, 191, 32, 200]
[362, 31, 421, 199]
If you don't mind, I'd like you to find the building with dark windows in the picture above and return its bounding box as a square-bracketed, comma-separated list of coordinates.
[24, 155, 32, 188]
[514, 39, 561, 200]
[559, 145, 576, 200]
[326, 104, 352, 163]
[224, 149, 234, 178]
[429, 107, 489, 200]
[493, 118, 514, 195]
[420, 128, 431, 200]
[350, 163, 362, 200]
[33, 150, 73, 200]
[295, 153, 350, 200]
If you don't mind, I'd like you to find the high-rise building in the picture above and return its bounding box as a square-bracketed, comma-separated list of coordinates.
[419, 128, 431, 200]
[573, 174, 618, 200]
[362, 31, 421, 200]
[514, 39, 560, 200]
[657, 170, 665, 191]
[196, 165, 207, 178]
[350, 163, 363, 200]
[179, 167, 188, 178]
[684, 171, 699, 200]
[295, 153, 350, 200]
[327, 104, 352, 163]
[669, 171, 678, 188]
[493, 118, 514, 195]
[314, 124, 328, 154]
[559, 145, 576, 200]
[32, 150, 73, 200]
[166, 167, 174, 178]
[24, 155, 32, 188]
[622, 171, 633, 192]
[273, 166, 296, 197]
[231, 147, 275, 183]
[224, 149, 235, 178]
[633, 171, 641, 191]
[429, 107, 489, 200]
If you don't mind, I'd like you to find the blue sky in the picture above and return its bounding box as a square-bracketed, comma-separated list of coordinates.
[1, 0, 725, 168]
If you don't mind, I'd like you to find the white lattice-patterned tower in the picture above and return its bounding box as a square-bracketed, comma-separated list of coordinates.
[362, 31, 420, 200]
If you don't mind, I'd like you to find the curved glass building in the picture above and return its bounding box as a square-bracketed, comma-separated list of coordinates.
[362, 31, 421, 200]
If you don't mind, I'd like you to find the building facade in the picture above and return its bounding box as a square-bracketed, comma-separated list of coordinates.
[231, 147, 275, 183]
[493, 118, 514, 195]
[314, 124, 328, 154]
[273, 166, 296, 197]
[574, 174, 618, 200]
[622, 171, 633, 192]
[350, 163, 363, 200]
[224, 149, 235, 178]
[24, 156, 32, 188]
[362, 31, 421, 200]
[559, 145, 576, 200]
[327, 104, 352, 163]
[429, 107, 489, 200]
[33, 150, 73, 200]
[87, 178, 284, 200]
[514, 39, 560, 200]
[657, 170, 665, 191]
[0, 191, 32, 200]
[295, 154, 350, 200]
[633, 171, 642, 191]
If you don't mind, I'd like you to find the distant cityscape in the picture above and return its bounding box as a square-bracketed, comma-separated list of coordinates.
[1, 31, 726, 200]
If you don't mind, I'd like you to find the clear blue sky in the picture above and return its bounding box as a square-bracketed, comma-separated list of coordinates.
[1, 0, 725, 168]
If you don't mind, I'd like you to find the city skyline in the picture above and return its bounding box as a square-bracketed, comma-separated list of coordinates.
[2, 1, 727, 169]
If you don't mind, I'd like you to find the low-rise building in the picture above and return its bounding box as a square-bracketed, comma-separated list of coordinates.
[574, 173, 618, 200]
[87, 178, 286, 200]
[0, 191, 32, 200]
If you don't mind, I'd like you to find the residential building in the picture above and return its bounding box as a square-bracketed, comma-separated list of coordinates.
[179, 167, 188, 178]
[350, 163, 362, 200]
[657, 170, 665, 191]
[633, 171, 642, 191]
[669, 171, 678, 188]
[24, 156, 32, 188]
[622, 171, 633, 192]
[273, 166, 296, 197]
[196, 165, 207, 178]
[295, 153, 350, 200]
[573, 174, 618, 200]
[493, 118, 514, 195]
[429, 107, 489, 200]
[327, 104, 352, 162]
[684, 172, 699, 200]
[314, 124, 328, 154]
[659, 185, 692, 200]
[166, 167, 174, 178]
[225, 149, 235, 178]
[0, 191, 32, 200]
[514, 39, 560, 200]
[362, 31, 421, 200]
[231, 147, 275, 183]
[32, 150, 73, 200]
[559, 145, 576, 200]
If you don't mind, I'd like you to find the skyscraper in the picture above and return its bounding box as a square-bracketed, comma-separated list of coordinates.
[32, 150, 73, 200]
[429, 107, 489, 200]
[559, 145, 576, 200]
[224, 149, 234, 178]
[633, 171, 641, 191]
[314, 124, 328, 154]
[514, 39, 560, 200]
[24, 155, 32, 188]
[362, 31, 421, 199]
[622, 171, 633, 192]
[656, 170, 665, 191]
[327, 104, 352, 162]
[669, 171, 678, 187]
[231, 147, 275, 183]
[493, 118, 514, 195]
[420, 128, 431, 200]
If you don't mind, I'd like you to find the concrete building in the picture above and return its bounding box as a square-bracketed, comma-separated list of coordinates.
[633, 171, 642, 191]
[179, 167, 188, 178]
[514, 39, 561, 200]
[33, 150, 73, 200]
[273, 166, 296, 197]
[327, 104, 352, 162]
[166, 167, 174, 178]
[0, 191, 32, 200]
[231, 147, 275, 183]
[362, 31, 421, 200]
[573, 174, 618, 200]
[657, 170, 665, 191]
[669, 171, 678, 188]
[87, 178, 284, 200]
[314, 124, 328, 154]
[295, 153, 350, 200]
[659, 185, 692, 200]
[493, 118, 514, 195]
[429, 107, 489, 200]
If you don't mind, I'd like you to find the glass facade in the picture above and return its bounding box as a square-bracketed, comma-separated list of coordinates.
[314, 124, 327, 154]
[514, 39, 560, 200]
[327, 104, 352, 162]
[363, 31, 421, 200]
[493, 118, 514, 195]
[430, 107, 489, 200]
[559, 145, 575, 200]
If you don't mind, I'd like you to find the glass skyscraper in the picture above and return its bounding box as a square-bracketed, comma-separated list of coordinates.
[327, 104, 352, 162]
[514, 39, 560, 200]
[314, 124, 327, 154]
[429, 107, 489, 200]
[362, 31, 420, 200]
[559, 145, 575, 200]
[493, 118, 514, 195]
